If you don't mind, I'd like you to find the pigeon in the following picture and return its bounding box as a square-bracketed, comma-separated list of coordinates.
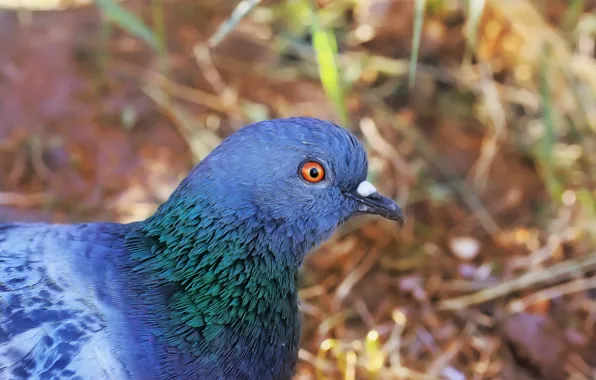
[0, 117, 404, 380]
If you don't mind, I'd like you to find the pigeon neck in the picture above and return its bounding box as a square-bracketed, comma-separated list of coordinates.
[125, 202, 303, 376]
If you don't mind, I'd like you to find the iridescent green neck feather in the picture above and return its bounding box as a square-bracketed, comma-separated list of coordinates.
[126, 185, 303, 364]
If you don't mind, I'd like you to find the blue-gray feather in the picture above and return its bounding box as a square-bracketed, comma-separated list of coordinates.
[0, 223, 133, 379]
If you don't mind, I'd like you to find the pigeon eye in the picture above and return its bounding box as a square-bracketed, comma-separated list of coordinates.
[300, 161, 325, 183]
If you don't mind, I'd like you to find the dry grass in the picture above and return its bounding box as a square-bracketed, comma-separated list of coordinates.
[1, 0, 596, 378]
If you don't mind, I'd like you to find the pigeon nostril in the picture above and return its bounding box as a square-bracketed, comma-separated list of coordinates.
[356, 181, 377, 198]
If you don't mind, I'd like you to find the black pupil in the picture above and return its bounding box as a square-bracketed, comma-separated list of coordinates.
[309, 168, 319, 178]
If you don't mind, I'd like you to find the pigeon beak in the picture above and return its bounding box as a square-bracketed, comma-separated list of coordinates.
[347, 181, 405, 225]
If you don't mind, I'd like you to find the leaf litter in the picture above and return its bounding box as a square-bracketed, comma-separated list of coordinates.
[1, 0, 596, 378]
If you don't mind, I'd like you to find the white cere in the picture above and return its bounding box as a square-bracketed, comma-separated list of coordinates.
[356, 181, 377, 197]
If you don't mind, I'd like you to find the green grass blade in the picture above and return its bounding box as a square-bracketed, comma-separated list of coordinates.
[95, 0, 159, 50]
[561, 0, 585, 32]
[151, 0, 169, 73]
[538, 46, 564, 201]
[309, 2, 348, 125]
[410, 0, 426, 87]
[464, 0, 486, 64]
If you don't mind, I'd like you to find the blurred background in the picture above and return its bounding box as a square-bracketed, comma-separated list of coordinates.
[1, 0, 596, 378]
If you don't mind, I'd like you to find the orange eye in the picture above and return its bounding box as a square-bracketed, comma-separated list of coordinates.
[300, 161, 325, 183]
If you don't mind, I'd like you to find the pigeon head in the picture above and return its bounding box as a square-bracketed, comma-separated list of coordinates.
[147, 117, 404, 266]
[130, 117, 406, 372]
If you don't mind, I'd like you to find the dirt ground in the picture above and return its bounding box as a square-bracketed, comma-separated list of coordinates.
[1, 1, 596, 379]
